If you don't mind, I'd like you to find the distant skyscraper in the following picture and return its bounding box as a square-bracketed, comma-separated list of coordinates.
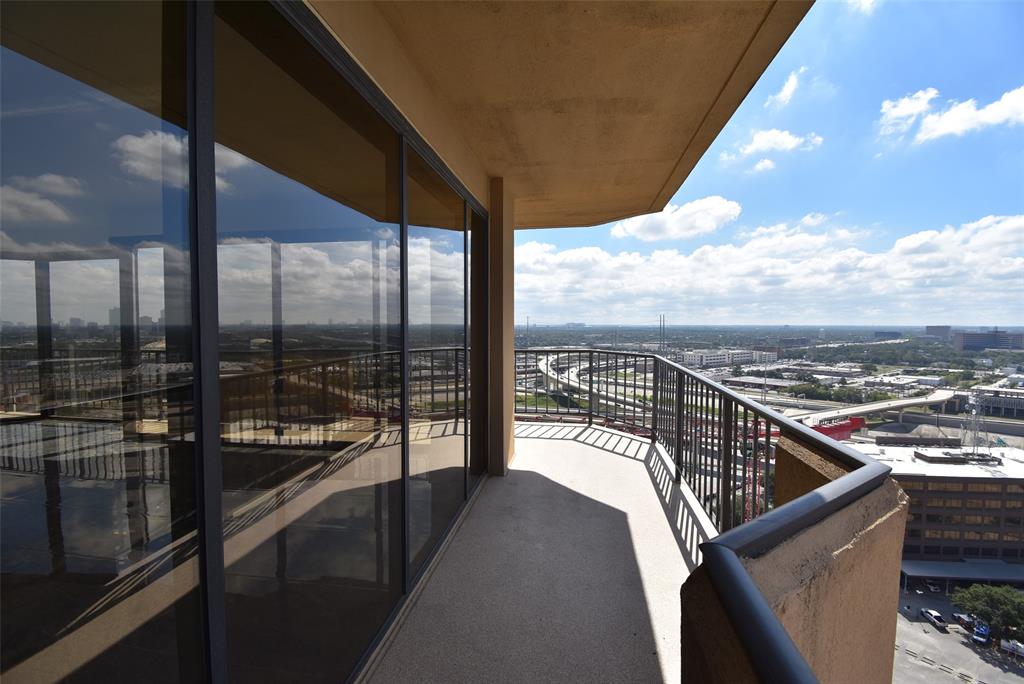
[69, 317, 84, 328]
[109, 307, 120, 327]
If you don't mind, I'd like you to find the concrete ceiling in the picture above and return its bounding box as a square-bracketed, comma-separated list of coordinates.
[369, 1, 811, 228]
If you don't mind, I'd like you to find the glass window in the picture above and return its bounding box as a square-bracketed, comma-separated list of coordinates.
[407, 148, 467, 576]
[213, 3, 403, 680]
[1, 2, 202, 680]
[967, 482, 1001, 493]
[928, 481, 963, 492]
[468, 210, 488, 486]
[899, 480, 924, 491]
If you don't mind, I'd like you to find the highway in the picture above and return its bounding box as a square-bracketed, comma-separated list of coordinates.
[789, 389, 956, 425]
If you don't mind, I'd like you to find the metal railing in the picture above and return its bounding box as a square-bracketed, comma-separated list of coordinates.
[515, 348, 891, 683]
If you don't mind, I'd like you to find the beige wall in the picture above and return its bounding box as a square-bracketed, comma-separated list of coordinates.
[488, 178, 516, 473]
[775, 438, 849, 506]
[680, 437, 908, 683]
[744, 476, 907, 684]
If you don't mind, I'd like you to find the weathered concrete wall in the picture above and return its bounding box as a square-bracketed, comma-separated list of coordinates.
[681, 436, 907, 683]
[774, 437, 848, 506]
[680, 567, 758, 683]
[743, 478, 908, 684]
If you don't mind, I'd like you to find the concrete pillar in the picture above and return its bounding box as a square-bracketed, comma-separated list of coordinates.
[488, 177, 515, 475]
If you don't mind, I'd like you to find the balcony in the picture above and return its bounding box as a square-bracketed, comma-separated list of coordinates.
[360, 349, 909, 683]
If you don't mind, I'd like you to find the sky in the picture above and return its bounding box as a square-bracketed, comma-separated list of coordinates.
[515, 0, 1024, 327]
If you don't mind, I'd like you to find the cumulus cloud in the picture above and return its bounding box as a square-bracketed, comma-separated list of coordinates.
[516, 213, 1024, 325]
[751, 159, 776, 173]
[610, 196, 742, 242]
[10, 174, 85, 197]
[916, 84, 1024, 143]
[723, 129, 823, 161]
[765, 67, 807, 109]
[112, 130, 250, 191]
[878, 88, 938, 139]
[0, 185, 73, 223]
[847, 0, 878, 15]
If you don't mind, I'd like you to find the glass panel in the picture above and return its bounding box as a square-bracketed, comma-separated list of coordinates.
[213, 3, 403, 681]
[407, 149, 467, 576]
[469, 210, 488, 485]
[0, 2, 202, 681]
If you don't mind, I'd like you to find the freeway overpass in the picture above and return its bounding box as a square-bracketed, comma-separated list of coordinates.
[789, 389, 956, 426]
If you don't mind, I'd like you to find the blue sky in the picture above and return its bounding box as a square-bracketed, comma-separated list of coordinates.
[515, 0, 1024, 326]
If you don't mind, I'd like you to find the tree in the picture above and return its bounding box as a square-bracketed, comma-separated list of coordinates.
[950, 584, 1024, 641]
[731, 365, 744, 377]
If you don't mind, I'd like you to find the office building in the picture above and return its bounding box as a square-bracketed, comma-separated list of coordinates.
[953, 329, 1024, 351]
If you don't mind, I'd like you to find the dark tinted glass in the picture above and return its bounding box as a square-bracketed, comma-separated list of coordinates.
[213, 3, 403, 680]
[407, 149, 467, 575]
[1, 2, 202, 681]
[469, 210, 488, 484]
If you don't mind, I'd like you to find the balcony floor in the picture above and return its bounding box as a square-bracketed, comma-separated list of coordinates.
[365, 422, 716, 683]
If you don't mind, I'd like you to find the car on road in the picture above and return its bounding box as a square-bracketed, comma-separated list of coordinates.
[925, 580, 942, 593]
[921, 608, 948, 631]
[972, 622, 990, 645]
[952, 612, 975, 629]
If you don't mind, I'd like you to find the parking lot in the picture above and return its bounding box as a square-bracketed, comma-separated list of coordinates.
[893, 585, 1024, 683]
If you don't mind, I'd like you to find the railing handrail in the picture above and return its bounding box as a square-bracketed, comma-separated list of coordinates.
[514, 346, 892, 683]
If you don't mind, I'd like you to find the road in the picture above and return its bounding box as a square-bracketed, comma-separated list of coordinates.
[893, 586, 1023, 683]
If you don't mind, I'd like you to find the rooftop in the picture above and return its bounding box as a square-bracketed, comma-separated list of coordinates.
[849, 443, 1024, 480]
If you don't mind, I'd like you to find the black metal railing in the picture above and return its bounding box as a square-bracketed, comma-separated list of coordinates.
[515, 348, 891, 683]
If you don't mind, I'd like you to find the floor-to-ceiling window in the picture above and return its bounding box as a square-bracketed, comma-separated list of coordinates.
[406, 150, 468, 577]
[212, 3, 404, 681]
[1, 2, 485, 681]
[0, 2, 203, 681]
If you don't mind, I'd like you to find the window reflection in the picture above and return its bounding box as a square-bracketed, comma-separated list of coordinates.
[1, 2, 201, 681]
[407, 150, 467, 575]
[214, 3, 403, 680]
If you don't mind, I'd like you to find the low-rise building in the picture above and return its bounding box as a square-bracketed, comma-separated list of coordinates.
[849, 442, 1024, 563]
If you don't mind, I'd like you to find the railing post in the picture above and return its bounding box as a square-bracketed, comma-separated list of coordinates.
[674, 371, 683, 485]
[720, 398, 735, 531]
[650, 358, 659, 443]
[587, 350, 594, 426]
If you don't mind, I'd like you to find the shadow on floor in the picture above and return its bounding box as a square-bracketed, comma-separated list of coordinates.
[368, 464, 664, 683]
[513, 421, 715, 572]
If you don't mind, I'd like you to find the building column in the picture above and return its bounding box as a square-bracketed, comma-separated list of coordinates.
[488, 177, 515, 475]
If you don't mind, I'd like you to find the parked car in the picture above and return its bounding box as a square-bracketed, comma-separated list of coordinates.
[952, 612, 975, 629]
[972, 622, 991, 645]
[925, 580, 942, 593]
[921, 608, 948, 631]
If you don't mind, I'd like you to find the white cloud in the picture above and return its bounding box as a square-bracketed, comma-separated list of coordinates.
[765, 67, 807, 109]
[751, 158, 776, 173]
[728, 129, 823, 159]
[915, 84, 1024, 143]
[799, 212, 828, 227]
[847, 0, 878, 15]
[516, 213, 1024, 325]
[0, 185, 73, 223]
[112, 130, 250, 191]
[10, 174, 85, 197]
[610, 196, 742, 242]
[878, 88, 938, 139]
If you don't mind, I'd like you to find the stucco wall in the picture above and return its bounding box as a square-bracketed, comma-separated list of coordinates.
[743, 478, 908, 684]
[680, 438, 907, 683]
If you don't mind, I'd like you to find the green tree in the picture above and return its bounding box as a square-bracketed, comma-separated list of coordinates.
[950, 584, 1024, 641]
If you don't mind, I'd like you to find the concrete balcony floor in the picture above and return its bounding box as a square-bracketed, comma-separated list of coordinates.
[364, 422, 717, 683]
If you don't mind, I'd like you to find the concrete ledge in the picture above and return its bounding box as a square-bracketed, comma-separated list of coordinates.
[774, 436, 849, 507]
[680, 436, 908, 683]
[743, 477, 908, 684]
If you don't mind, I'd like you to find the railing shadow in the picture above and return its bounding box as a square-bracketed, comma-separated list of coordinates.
[513, 419, 716, 572]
